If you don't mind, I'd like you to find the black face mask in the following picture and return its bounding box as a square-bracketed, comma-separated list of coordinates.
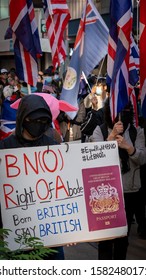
[121, 111, 131, 130]
[23, 118, 50, 138]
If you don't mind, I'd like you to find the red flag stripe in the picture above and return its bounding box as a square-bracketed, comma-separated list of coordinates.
[43, 0, 70, 69]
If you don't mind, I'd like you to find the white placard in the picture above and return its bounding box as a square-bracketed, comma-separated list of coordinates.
[0, 141, 127, 250]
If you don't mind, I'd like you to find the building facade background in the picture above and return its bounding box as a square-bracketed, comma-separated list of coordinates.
[0, 0, 139, 73]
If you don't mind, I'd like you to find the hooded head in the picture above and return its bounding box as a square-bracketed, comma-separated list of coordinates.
[119, 101, 134, 130]
[104, 97, 134, 130]
[15, 94, 52, 140]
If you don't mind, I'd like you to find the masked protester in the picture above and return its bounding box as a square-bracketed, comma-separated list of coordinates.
[0, 94, 64, 260]
[91, 98, 146, 260]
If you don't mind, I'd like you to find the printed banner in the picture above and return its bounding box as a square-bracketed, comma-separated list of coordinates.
[0, 142, 127, 250]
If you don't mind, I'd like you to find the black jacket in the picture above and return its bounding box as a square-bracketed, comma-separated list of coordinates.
[0, 95, 64, 260]
[81, 107, 104, 136]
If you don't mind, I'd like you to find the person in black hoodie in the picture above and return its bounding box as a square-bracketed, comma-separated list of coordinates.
[81, 94, 104, 142]
[0, 94, 64, 259]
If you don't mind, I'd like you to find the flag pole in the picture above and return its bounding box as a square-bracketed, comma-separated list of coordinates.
[97, 56, 106, 82]
[119, 112, 121, 121]
[27, 84, 31, 95]
[82, 71, 92, 91]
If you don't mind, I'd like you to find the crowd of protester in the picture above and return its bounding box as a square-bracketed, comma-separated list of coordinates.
[0, 65, 146, 260]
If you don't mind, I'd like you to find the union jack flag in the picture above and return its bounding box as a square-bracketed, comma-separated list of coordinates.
[9, 0, 42, 86]
[60, 0, 109, 119]
[139, 0, 146, 118]
[129, 35, 139, 126]
[0, 122, 16, 140]
[42, 0, 70, 70]
[0, 98, 16, 140]
[107, 0, 133, 121]
[129, 35, 139, 74]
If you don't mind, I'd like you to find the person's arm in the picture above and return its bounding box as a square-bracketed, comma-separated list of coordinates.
[116, 127, 146, 166]
[107, 121, 124, 141]
[115, 134, 135, 155]
[91, 120, 123, 143]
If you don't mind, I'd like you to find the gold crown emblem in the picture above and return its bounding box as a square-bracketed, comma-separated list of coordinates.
[89, 183, 120, 214]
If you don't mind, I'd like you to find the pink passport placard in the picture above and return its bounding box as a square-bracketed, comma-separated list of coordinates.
[82, 165, 127, 232]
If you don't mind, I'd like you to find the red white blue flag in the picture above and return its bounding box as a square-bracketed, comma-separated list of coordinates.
[139, 0, 146, 118]
[9, 0, 42, 86]
[42, 0, 71, 70]
[128, 35, 139, 126]
[60, 0, 109, 119]
[107, 0, 133, 121]
[0, 99, 16, 140]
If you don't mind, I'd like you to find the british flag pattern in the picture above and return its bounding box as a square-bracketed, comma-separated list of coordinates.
[107, 0, 133, 121]
[42, 0, 70, 69]
[9, 0, 42, 86]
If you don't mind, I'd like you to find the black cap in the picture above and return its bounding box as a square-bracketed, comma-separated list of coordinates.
[26, 109, 52, 122]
